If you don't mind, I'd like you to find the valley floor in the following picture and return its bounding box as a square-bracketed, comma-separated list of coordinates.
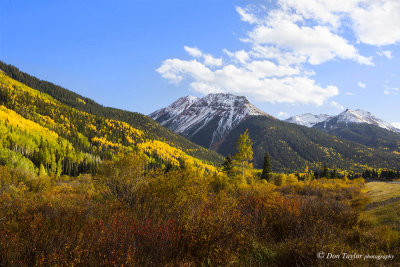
[362, 182, 400, 232]
[1, 158, 400, 266]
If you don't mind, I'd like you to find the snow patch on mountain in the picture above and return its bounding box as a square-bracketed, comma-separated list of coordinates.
[329, 109, 400, 132]
[149, 93, 270, 149]
[391, 122, 400, 130]
[285, 113, 332, 127]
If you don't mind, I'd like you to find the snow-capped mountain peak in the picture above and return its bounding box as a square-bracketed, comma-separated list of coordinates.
[285, 109, 400, 133]
[336, 109, 372, 124]
[285, 113, 332, 127]
[149, 93, 271, 149]
[332, 109, 400, 132]
[165, 95, 199, 115]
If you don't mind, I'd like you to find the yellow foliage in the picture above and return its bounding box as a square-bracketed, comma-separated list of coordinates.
[138, 140, 216, 172]
[91, 137, 122, 149]
[0, 105, 59, 141]
[76, 97, 86, 105]
[0, 72, 146, 151]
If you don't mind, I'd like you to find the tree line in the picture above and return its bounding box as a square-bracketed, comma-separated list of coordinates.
[222, 129, 400, 182]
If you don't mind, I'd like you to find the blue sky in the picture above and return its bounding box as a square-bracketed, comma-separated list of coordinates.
[1, 0, 399, 125]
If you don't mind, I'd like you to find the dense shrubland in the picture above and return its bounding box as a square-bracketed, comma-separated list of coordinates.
[1, 154, 398, 266]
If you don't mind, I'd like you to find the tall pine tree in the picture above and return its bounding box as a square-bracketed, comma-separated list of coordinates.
[261, 152, 272, 180]
[322, 164, 329, 178]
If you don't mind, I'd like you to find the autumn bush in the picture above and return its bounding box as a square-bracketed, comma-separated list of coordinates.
[1, 155, 399, 266]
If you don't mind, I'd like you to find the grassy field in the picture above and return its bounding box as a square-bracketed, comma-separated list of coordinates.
[361, 182, 400, 232]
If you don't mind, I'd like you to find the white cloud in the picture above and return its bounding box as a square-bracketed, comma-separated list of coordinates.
[236, 6, 260, 24]
[247, 15, 373, 65]
[358, 81, 366, 88]
[249, 45, 308, 65]
[383, 85, 399, 95]
[330, 101, 345, 110]
[157, 55, 338, 105]
[277, 111, 289, 118]
[245, 60, 300, 77]
[345, 92, 355, 96]
[184, 46, 222, 66]
[223, 49, 250, 64]
[184, 46, 202, 58]
[238, 0, 400, 65]
[278, 0, 400, 46]
[377, 50, 393, 59]
[158, 1, 400, 106]
[278, 0, 359, 28]
[156, 59, 213, 84]
[203, 54, 223, 67]
[351, 0, 400, 46]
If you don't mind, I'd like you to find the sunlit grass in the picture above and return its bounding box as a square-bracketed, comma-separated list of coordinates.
[361, 182, 400, 232]
[364, 182, 400, 203]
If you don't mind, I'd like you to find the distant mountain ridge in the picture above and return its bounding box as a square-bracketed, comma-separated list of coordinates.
[316, 109, 400, 132]
[150, 94, 400, 172]
[286, 109, 400, 152]
[287, 109, 400, 133]
[150, 93, 270, 150]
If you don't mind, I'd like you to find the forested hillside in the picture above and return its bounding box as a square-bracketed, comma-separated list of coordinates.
[313, 122, 400, 152]
[0, 71, 220, 176]
[217, 116, 400, 172]
[0, 61, 223, 164]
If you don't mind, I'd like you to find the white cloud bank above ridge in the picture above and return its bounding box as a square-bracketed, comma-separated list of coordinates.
[330, 101, 345, 111]
[157, 0, 400, 106]
[277, 111, 289, 118]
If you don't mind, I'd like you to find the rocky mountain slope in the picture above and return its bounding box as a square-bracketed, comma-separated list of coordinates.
[150, 93, 270, 150]
[287, 109, 400, 133]
[314, 109, 400, 133]
[287, 109, 400, 152]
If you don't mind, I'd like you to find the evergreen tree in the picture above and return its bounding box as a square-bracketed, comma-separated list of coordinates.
[261, 152, 272, 180]
[164, 162, 173, 173]
[322, 164, 329, 178]
[221, 155, 233, 176]
[233, 129, 253, 180]
[331, 168, 337, 179]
